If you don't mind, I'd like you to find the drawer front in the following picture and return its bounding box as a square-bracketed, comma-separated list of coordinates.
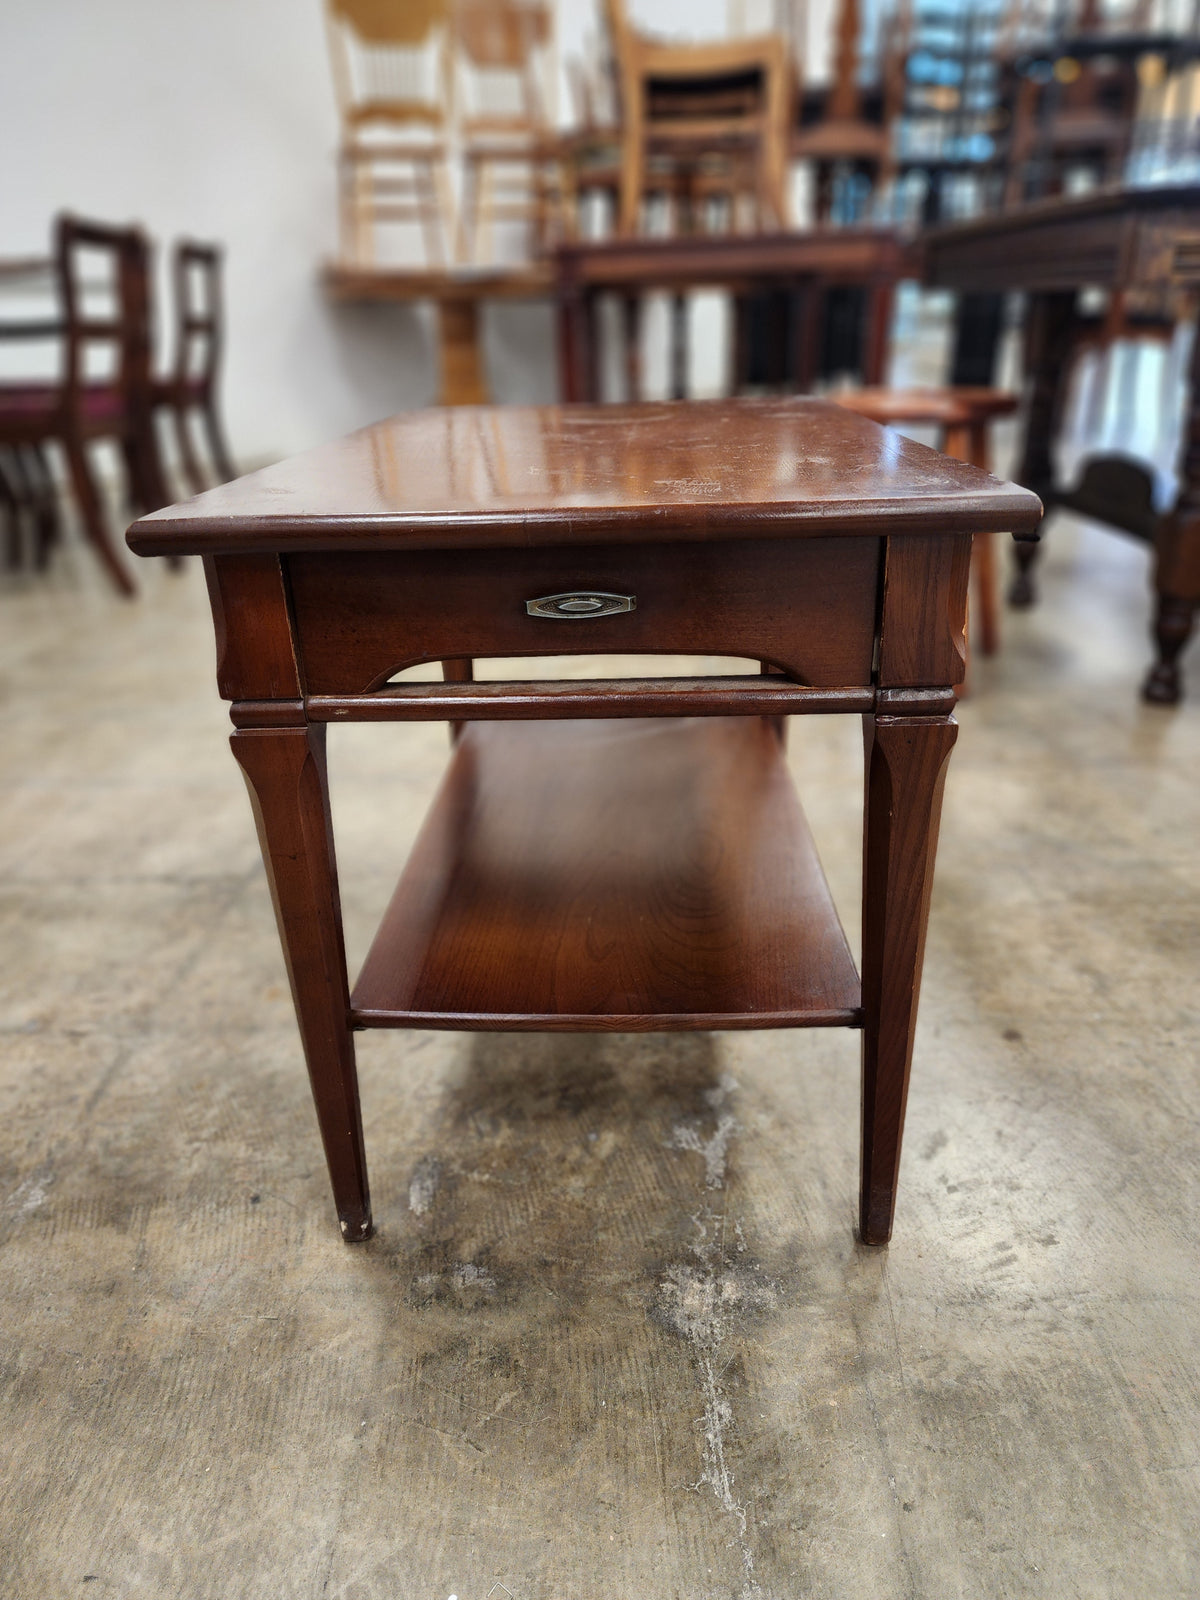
[287, 537, 881, 694]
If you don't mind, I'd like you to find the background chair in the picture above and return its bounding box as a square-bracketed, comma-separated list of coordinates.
[456, 0, 563, 264]
[153, 240, 236, 495]
[833, 385, 1018, 657]
[326, 0, 455, 266]
[791, 0, 908, 222]
[604, 0, 794, 236]
[0, 215, 170, 596]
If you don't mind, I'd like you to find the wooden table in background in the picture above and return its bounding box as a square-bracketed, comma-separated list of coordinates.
[127, 398, 1039, 1248]
[924, 184, 1200, 704]
[323, 262, 555, 407]
[556, 228, 907, 403]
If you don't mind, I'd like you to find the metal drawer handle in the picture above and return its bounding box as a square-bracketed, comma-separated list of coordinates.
[526, 591, 636, 620]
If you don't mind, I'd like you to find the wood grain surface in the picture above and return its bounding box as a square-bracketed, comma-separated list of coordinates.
[127, 399, 1042, 556]
[351, 716, 861, 1030]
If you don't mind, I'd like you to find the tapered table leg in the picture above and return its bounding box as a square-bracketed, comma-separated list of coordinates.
[232, 723, 372, 1241]
[859, 708, 958, 1245]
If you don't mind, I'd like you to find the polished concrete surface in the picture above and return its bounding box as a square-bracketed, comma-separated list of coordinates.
[1, 513, 1198, 1599]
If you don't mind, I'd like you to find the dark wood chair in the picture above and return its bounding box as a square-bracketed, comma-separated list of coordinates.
[153, 240, 236, 495]
[0, 215, 170, 595]
[833, 385, 1018, 656]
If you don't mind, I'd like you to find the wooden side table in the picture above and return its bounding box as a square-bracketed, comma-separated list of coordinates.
[127, 400, 1041, 1247]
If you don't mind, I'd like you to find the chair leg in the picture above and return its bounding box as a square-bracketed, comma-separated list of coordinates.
[434, 156, 456, 268]
[352, 153, 375, 267]
[173, 401, 208, 497]
[120, 417, 171, 516]
[61, 434, 135, 597]
[231, 723, 372, 1241]
[940, 419, 1000, 663]
[619, 107, 646, 236]
[139, 414, 172, 510]
[460, 154, 480, 267]
[966, 421, 999, 655]
[416, 155, 445, 270]
[26, 444, 61, 569]
[972, 531, 1000, 657]
[200, 395, 237, 484]
[0, 450, 21, 569]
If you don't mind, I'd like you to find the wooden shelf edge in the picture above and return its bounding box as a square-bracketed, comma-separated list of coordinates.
[350, 1005, 864, 1032]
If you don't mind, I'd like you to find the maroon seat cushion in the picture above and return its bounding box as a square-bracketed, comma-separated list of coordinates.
[0, 383, 127, 429]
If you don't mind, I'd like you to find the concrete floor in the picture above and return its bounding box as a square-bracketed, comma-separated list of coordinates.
[1, 510, 1198, 1599]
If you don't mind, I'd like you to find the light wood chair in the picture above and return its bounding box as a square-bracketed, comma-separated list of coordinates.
[791, 0, 908, 222]
[456, 0, 563, 264]
[604, 0, 794, 236]
[326, 0, 455, 267]
[833, 386, 1018, 657]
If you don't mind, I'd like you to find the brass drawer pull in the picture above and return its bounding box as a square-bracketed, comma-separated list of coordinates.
[526, 591, 636, 620]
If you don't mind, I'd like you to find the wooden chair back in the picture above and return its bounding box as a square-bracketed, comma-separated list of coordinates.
[55, 214, 153, 417]
[601, 0, 793, 232]
[455, 0, 554, 134]
[169, 241, 225, 398]
[326, 0, 452, 129]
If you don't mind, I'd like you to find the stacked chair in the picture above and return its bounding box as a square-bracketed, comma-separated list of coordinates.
[327, 0, 456, 267]
[603, 0, 793, 235]
[328, 0, 560, 267]
[457, 0, 561, 263]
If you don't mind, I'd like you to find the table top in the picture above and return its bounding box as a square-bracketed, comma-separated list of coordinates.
[923, 184, 1200, 293]
[127, 399, 1041, 557]
[557, 227, 906, 288]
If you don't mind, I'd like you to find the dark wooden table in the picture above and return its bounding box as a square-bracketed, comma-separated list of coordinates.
[127, 399, 1040, 1247]
[557, 229, 907, 404]
[924, 184, 1200, 704]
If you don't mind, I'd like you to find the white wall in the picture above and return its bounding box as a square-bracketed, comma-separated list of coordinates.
[0, 0, 834, 466]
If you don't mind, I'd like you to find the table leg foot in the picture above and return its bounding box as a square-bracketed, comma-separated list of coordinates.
[339, 1212, 375, 1244]
[1142, 594, 1193, 705]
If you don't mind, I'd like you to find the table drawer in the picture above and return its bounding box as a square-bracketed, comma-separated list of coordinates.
[286, 537, 881, 694]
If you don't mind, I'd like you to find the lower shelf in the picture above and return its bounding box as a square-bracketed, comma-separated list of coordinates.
[350, 716, 862, 1031]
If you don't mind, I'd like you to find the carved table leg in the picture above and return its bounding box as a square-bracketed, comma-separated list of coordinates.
[1144, 594, 1197, 704]
[1143, 310, 1200, 704]
[1011, 289, 1076, 607]
[232, 723, 372, 1241]
[859, 708, 958, 1245]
